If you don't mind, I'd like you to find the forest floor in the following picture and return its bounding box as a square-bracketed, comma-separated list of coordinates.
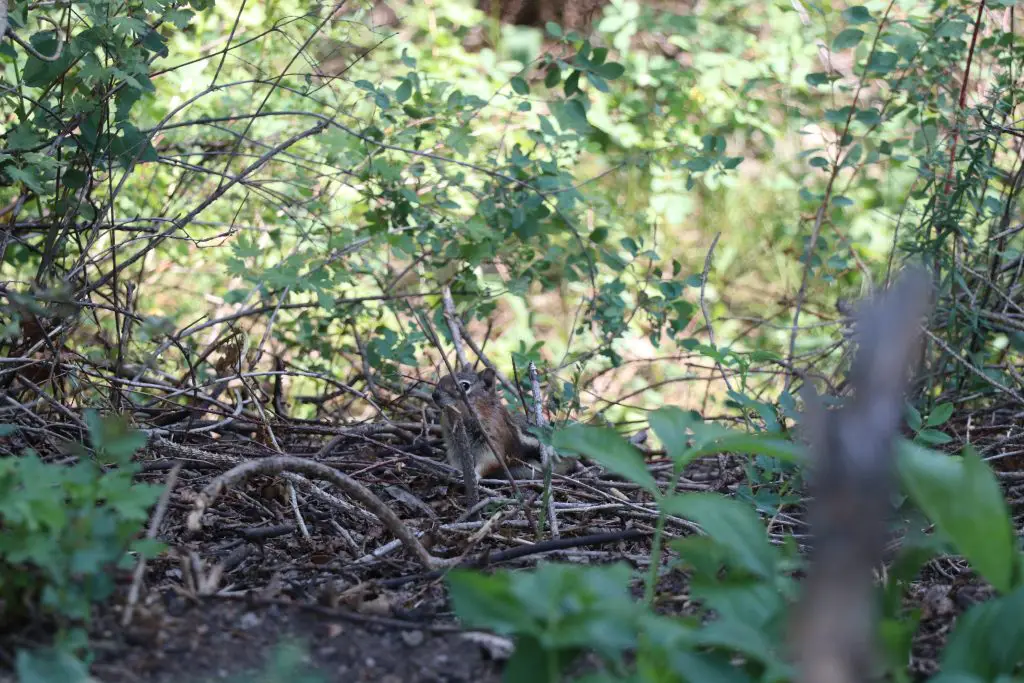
[2, 404, 1017, 682]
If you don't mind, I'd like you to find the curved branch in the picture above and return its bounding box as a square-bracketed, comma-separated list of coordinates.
[185, 455, 444, 569]
[4, 10, 65, 62]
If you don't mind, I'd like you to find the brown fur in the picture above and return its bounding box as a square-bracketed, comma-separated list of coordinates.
[432, 365, 561, 478]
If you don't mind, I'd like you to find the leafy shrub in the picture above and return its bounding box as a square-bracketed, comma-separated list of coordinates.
[449, 411, 1024, 683]
[0, 412, 163, 655]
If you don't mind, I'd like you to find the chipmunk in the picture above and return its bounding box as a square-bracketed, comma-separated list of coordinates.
[431, 365, 571, 484]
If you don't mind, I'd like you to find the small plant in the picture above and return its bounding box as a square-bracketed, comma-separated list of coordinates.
[906, 401, 955, 448]
[0, 411, 163, 662]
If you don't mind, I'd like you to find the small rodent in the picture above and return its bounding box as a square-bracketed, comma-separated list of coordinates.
[431, 365, 568, 480]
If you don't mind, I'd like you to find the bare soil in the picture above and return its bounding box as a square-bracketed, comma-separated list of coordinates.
[89, 596, 503, 683]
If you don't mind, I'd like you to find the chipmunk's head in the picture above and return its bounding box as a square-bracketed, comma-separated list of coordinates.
[431, 364, 497, 409]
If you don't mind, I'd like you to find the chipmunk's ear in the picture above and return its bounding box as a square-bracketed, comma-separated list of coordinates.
[480, 367, 497, 389]
[460, 363, 474, 374]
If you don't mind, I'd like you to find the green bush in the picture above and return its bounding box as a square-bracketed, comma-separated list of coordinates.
[0, 412, 163, 661]
[450, 414, 1024, 683]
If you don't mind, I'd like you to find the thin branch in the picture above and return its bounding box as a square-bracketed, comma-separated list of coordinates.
[186, 456, 442, 569]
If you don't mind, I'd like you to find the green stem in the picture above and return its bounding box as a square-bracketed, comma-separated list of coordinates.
[644, 504, 667, 605]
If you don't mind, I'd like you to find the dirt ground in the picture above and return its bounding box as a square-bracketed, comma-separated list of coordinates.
[1, 404, 1017, 682]
[89, 596, 504, 683]
[70, 424, 660, 682]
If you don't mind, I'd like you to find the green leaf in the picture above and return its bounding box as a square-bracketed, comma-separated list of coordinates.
[880, 616, 921, 680]
[596, 62, 625, 80]
[866, 50, 899, 74]
[116, 123, 159, 164]
[941, 584, 1024, 678]
[915, 429, 953, 446]
[7, 125, 42, 151]
[927, 402, 955, 427]
[165, 8, 195, 28]
[544, 65, 561, 88]
[805, 71, 833, 87]
[15, 647, 89, 683]
[504, 635, 558, 683]
[660, 493, 777, 578]
[0, 424, 18, 436]
[586, 72, 609, 92]
[446, 570, 538, 636]
[131, 538, 167, 558]
[694, 616, 783, 667]
[564, 70, 582, 96]
[512, 563, 637, 651]
[449, 562, 638, 666]
[22, 33, 74, 87]
[927, 674, 986, 683]
[111, 16, 148, 37]
[905, 403, 922, 431]
[394, 79, 413, 103]
[690, 432, 805, 464]
[545, 21, 562, 37]
[553, 424, 659, 494]
[648, 406, 696, 464]
[656, 650, 756, 683]
[936, 20, 967, 38]
[832, 28, 864, 50]
[842, 6, 874, 24]
[141, 28, 169, 57]
[897, 441, 1015, 593]
[824, 106, 853, 123]
[85, 410, 147, 465]
[855, 108, 881, 125]
[3, 166, 46, 194]
[690, 575, 785, 629]
[510, 76, 529, 95]
[63, 169, 88, 190]
[550, 98, 591, 133]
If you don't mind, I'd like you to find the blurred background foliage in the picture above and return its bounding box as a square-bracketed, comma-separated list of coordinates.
[1, 0, 1021, 434]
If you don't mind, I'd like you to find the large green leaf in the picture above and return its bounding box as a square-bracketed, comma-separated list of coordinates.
[690, 576, 785, 630]
[648, 406, 697, 463]
[660, 493, 777, 578]
[510, 562, 638, 652]
[553, 424, 659, 494]
[691, 433, 805, 464]
[941, 585, 1024, 678]
[446, 570, 539, 637]
[897, 440, 1015, 593]
[504, 635, 561, 683]
[926, 675, 986, 683]
[16, 648, 89, 683]
[693, 617, 786, 672]
[652, 649, 755, 683]
[448, 562, 639, 653]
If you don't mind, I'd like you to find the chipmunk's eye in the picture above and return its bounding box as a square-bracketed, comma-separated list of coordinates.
[459, 380, 472, 390]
